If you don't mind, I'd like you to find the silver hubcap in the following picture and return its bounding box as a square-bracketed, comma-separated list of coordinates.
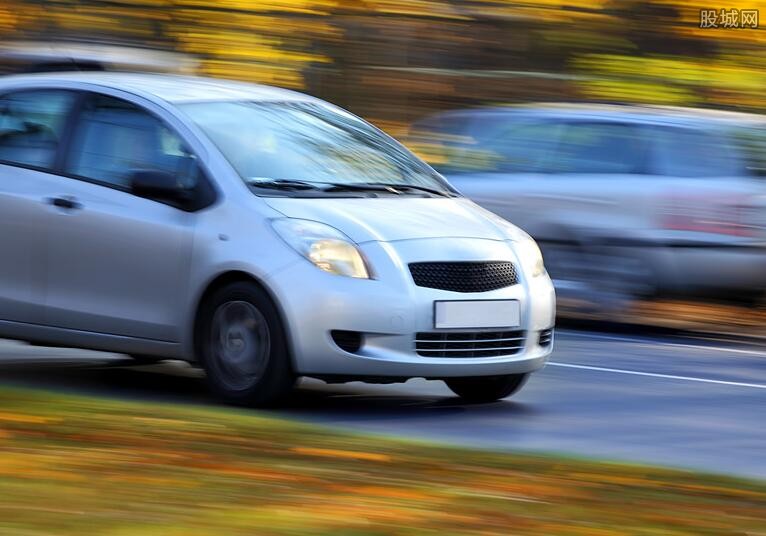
[209, 301, 270, 390]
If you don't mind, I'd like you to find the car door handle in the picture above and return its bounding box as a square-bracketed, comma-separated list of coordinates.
[47, 196, 82, 210]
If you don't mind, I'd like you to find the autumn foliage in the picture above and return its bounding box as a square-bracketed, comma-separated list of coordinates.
[0, 0, 765, 128]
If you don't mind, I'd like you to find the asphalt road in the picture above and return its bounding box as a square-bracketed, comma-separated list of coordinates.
[0, 330, 763, 479]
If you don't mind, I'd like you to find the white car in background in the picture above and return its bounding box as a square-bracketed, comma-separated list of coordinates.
[409, 104, 766, 306]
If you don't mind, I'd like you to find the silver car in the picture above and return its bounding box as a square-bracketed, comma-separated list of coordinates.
[0, 73, 555, 405]
[410, 104, 766, 307]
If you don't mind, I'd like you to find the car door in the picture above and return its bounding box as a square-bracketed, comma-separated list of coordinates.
[429, 114, 564, 233]
[528, 121, 657, 235]
[513, 120, 660, 295]
[452, 116, 566, 234]
[0, 89, 78, 325]
[648, 124, 766, 292]
[650, 125, 764, 242]
[43, 92, 202, 342]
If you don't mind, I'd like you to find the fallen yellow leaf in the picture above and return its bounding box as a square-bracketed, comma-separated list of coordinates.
[291, 447, 391, 462]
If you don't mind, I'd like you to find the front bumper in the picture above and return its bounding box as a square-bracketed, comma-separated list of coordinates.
[264, 238, 556, 379]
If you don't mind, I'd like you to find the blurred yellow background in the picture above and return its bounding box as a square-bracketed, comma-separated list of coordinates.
[1, 1, 764, 132]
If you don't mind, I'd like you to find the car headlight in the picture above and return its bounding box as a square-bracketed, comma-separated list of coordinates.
[515, 236, 546, 278]
[271, 218, 371, 279]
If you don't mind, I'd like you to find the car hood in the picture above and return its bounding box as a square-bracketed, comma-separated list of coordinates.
[262, 197, 511, 243]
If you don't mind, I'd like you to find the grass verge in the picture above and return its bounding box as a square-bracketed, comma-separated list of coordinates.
[0, 386, 764, 535]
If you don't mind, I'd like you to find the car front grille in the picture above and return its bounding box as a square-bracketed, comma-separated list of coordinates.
[408, 261, 518, 293]
[415, 330, 526, 358]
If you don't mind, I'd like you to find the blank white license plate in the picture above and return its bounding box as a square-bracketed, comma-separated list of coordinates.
[434, 300, 520, 329]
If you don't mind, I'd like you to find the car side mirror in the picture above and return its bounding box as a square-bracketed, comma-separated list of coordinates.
[129, 169, 191, 202]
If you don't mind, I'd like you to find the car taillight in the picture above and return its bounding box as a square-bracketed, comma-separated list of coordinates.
[658, 192, 761, 238]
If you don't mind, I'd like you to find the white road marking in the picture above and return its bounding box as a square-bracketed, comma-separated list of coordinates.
[548, 362, 766, 390]
[561, 330, 766, 357]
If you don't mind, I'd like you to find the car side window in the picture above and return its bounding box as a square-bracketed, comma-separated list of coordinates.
[476, 119, 563, 173]
[408, 115, 479, 174]
[0, 90, 76, 170]
[65, 94, 197, 189]
[549, 122, 650, 174]
[410, 114, 564, 174]
[653, 127, 746, 178]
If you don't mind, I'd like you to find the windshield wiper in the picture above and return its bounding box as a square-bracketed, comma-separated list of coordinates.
[322, 182, 455, 197]
[247, 179, 456, 197]
[375, 183, 457, 197]
[246, 178, 322, 191]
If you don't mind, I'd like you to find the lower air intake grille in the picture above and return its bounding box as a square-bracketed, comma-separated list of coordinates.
[538, 328, 553, 347]
[331, 330, 363, 353]
[409, 261, 518, 293]
[415, 330, 526, 358]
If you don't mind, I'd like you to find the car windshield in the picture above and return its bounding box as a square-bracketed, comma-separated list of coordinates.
[180, 101, 454, 196]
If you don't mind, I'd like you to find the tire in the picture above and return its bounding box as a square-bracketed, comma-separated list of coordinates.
[198, 282, 295, 407]
[445, 373, 529, 403]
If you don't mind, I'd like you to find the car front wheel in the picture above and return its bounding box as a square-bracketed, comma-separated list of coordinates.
[445, 373, 529, 403]
[199, 282, 295, 407]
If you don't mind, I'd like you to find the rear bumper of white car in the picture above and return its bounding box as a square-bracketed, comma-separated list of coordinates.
[265, 238, 556, 379]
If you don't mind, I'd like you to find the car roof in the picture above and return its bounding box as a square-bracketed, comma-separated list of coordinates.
[0, 72, 317, 104]
[418, 103, 766, 130]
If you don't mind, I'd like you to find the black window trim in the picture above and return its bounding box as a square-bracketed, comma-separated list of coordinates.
[0, 87, 218, 212]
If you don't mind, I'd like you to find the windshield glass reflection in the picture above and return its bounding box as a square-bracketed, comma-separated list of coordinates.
[181, 101, 452, 195]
